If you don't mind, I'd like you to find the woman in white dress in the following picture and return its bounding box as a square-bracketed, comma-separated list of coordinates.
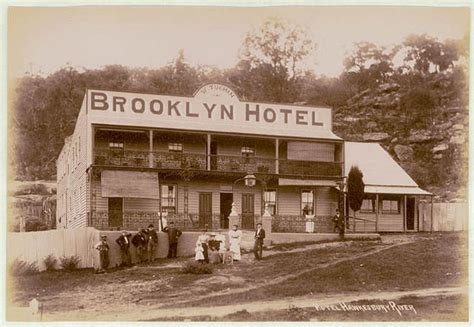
[194, 242, 205, 263]
[228, 224, 242, 261]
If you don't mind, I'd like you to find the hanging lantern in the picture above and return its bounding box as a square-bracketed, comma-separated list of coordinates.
[244, 174, 256, 187]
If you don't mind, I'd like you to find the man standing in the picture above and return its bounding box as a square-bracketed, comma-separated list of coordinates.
[163, 222, 182, 258]
[116, 231, 132, 267]
[94, 235, 110, 273]
[132, 229, 147, 264]
[146, 224, 158, 263]
[332, 209, 342, 233]
[254, 223, 265, 260]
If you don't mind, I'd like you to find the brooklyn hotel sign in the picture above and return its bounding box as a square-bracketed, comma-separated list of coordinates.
[87, 84, 334, 139]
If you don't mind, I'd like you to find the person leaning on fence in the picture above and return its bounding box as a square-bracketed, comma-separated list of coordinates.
[163, 222, 182, 258]
[94, 235, 110, 274]
[146, 224, 159, 263]
[132, 229, 147, 264]
[116, 231, 132, 267]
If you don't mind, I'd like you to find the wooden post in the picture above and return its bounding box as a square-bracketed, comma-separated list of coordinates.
[275, 138, 279, 174]
[403, 195, 407, 232]
[148, 130, 154, 168]
[207, 134, 211, 171]
[430, 195, 434, 233]
[375, 194, 379, 233]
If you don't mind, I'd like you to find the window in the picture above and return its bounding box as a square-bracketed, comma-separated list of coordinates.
[241, 146, 255, 157]
[161, 185, 177, 213]
[263, 189, 277, 215]
[109, 142, 124, 149]
[301, 190, 314, 215]
[360, 196, 375, 213]
[381, 196, 400, 214]
[168, 143, 183, 152]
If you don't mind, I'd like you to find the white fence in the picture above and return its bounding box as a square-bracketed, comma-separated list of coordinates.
[7, 228, 204, 271]
[418, 202, 468, 232]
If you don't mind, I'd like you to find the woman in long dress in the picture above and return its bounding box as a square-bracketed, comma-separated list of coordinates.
[228, 224, 242, 261]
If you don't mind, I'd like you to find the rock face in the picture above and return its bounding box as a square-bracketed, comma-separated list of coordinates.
[332, 78, 468, 201]
[394, 145, 414, 161]
[432, 144, 449, 153]
[362, 132, 390, 142]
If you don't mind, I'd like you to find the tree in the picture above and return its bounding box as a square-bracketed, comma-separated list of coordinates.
[342, 42, 395, 93]
[231, 18, 316, 103]
[401, 34, 460, 75]
[347, 166, 365, 230]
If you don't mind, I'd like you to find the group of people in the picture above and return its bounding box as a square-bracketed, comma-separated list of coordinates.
[194, 223, 266, 264]
[94, 222, 182, 273]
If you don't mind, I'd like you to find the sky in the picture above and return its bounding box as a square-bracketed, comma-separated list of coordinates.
[8, 5, 470, 78]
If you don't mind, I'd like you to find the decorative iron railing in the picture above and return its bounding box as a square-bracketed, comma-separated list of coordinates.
[94, 149, 343, 177]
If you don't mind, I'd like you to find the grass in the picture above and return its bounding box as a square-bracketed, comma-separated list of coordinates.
[170, 233, 467, 308]
[7, 233, 467, 320]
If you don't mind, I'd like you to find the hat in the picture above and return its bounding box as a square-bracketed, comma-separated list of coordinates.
[101, 235, 107, 239]
[209, 232, 216, 236]
[140, 229, 146, 233]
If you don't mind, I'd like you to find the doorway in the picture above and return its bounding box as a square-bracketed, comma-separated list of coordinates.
[199, 193, 213, 229]
[108, 197, 123, 228]
[241, 193, 255, 229]
[220, 193, 233, 229]
[406, 197, 416, 230]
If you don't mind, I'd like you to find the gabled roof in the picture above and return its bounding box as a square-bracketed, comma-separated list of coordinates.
[344, 142, 431, 195]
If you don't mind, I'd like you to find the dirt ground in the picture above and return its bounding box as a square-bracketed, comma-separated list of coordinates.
[6, 232, 468, 322]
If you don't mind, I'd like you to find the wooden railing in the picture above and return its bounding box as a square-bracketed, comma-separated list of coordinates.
[94, 149, 343, 177]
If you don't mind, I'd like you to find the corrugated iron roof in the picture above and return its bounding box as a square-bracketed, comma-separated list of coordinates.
[344, 141, 431, 195]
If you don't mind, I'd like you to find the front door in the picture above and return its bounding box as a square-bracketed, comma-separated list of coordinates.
[199, 193, 213, 229]
[220, 193, 233, 229]
[406, 197, 416, 230]
[108, 197, 123, 228]
[241, 193, 255, 229]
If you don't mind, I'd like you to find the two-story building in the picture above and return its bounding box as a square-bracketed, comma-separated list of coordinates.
[56, 84, 431, 233]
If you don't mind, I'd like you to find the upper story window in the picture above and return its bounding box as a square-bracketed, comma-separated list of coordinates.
[109, 142, 124, 149]
[241, 146, 255, 157]
[168, 143, 183, 152]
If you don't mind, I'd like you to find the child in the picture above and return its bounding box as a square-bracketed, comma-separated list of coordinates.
[94, 235, 110, 274]
[195, 242, 205, 263]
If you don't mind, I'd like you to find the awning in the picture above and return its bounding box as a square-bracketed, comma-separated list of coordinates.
[362, 185, 432, 196]
[279, 178, 337, 187]
[101, 170, 159, 198]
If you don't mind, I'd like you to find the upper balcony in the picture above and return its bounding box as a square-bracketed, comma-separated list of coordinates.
[92, 127, 344, 179]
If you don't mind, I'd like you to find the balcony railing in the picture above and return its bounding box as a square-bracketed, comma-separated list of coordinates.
[94, 148, 343, 177]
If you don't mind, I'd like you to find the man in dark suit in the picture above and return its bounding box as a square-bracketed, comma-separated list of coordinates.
[254, 223, 266, 260]
[146, 224, 159, 263]
[116, 231, 132, 267]
[132, 229, 147, 264]
[163, 222, 182, 258]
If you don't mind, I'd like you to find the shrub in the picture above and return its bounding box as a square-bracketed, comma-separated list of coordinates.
[181, 261, 213, 274]
[43, 254, 57, 271]
[9, 259, 39, 276]
[59, 255, 81, 271]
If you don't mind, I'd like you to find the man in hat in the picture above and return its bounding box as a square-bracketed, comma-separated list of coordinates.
[94, 235, 110, 273]
[163, 222, 182, 258]
[254, 222, 266, 260]
[116, 231, 132, 267]
[146, 224, 159, 263]
[132, 229, 147, 264]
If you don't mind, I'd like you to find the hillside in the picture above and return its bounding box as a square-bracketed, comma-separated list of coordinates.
[332, 77, 468, 201]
